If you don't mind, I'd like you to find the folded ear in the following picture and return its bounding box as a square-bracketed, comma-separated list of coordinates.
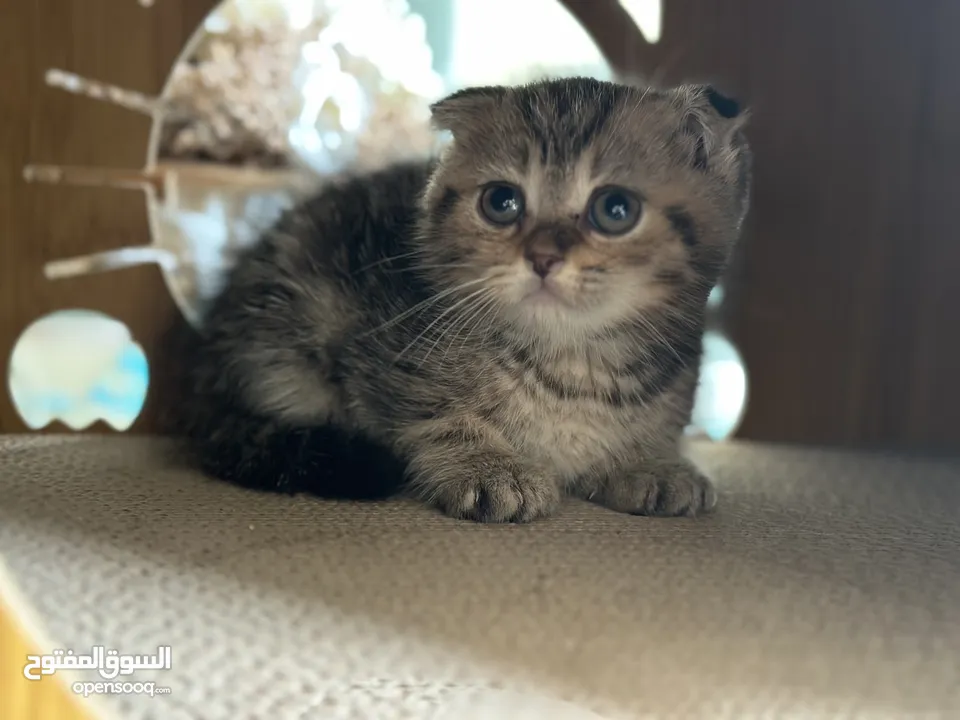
[675, 84, 749, 172]
[703, 85, 742, 119]
[430, 85, 508, 135]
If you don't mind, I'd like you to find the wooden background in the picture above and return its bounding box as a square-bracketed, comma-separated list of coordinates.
[1, 0, 958, 453]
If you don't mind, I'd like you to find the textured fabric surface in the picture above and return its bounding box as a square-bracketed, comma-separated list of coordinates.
[1, 435, 958, 719]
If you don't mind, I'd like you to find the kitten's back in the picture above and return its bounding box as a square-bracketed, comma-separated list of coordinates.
[173, 161, 436, 499]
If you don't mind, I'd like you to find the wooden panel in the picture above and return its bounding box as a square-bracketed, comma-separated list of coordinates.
[635, 0, 960, 453]
[0, 0, 216, 434]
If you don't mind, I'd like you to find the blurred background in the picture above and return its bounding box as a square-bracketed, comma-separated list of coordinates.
[1, 0, 957, 455]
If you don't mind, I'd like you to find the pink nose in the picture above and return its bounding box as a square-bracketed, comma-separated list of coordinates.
[526, 250, 564, 278]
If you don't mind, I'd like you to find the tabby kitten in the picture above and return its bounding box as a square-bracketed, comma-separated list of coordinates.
[177, 77, 751, 523]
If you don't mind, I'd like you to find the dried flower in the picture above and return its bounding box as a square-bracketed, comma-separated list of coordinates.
[157, 0, 444, 172]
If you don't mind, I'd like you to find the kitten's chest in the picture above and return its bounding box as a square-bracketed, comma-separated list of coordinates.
[515, 402, 630, 477]
[490, 355, 640, 477]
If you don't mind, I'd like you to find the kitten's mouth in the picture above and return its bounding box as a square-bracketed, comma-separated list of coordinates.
[522, 279, 574, 308]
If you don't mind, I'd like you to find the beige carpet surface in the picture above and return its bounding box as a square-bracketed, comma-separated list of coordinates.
[1, 435, 959, 719]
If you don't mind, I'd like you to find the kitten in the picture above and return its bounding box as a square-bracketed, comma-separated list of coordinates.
[176, 77, 751, 523]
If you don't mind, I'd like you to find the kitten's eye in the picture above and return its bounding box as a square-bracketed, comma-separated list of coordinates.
[588, 188, 642, 235]
[479, 184, 524, 226]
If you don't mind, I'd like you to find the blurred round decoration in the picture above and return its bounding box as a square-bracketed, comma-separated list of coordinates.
[687, 286, 749, 441]
[8, 310, 149, 431]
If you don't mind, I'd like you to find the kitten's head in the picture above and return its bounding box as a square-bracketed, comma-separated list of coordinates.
[417, 77, 751, 343]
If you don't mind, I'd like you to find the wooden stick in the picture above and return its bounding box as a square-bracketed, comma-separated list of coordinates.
[154, 161, 314, 191]
[44, 69, 160, 116]
[23, 164, 164, 194]
[44, 247, 178, 281]
[23, 162, 314, 202]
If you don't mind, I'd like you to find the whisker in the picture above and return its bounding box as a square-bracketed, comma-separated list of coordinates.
[407, 291, 493, 369]
[382, 263, 476, 275]
[351, 248, 429, 275]
[395, 287, 491, 365]
[360, 277, 488, 337]
[632, 312, 682, 364]
[428, 291, 494, 369]
[456, 294, 501, 358]
[439, 291, 499, 367]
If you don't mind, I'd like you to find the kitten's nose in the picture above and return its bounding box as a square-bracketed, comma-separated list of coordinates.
[524, 225, 578, 278]
[526, 249, 564, 278]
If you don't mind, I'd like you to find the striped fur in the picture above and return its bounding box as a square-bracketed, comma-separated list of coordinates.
[175, 77, 751, 522]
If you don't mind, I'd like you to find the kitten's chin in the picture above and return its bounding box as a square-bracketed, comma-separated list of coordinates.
[521, 283, 575, 309]
[497, 275, 636, 341]
[508, 285, 657, 342]
[509, 290, 600, 340]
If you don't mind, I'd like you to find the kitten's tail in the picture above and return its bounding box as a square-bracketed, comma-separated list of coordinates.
[190, 410, 407, 500]
[162, 320, 406, 501]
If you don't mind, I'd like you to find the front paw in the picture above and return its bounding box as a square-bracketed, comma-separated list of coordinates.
[594, 460, 717, 517]
[424, 458, 560, 523]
